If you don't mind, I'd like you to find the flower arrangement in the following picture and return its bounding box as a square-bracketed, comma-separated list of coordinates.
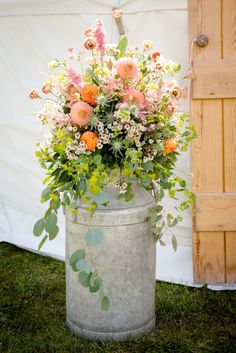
[30, 20, 195, 311]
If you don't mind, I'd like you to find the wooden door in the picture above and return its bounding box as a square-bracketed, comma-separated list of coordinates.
[189, 0, 236, 283]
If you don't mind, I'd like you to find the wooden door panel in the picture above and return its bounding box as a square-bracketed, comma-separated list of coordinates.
[189, 0, 236, 283]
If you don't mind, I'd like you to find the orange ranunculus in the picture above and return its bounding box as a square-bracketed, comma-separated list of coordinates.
[164, 139, 177, 154]
[152, 52, 161, 62]
[81, 84, 100, 105]
[80, 131, 98, 151]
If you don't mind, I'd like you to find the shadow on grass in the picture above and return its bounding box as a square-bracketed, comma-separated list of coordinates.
[0, 242, 235, 353]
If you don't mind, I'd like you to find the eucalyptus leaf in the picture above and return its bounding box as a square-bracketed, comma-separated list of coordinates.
[41, 187, 51, 203]
[89, 278, 101, 293]
[71, 262, 79, 272]
[38, 234, 48, 250]
[69, 249, 86, 266]
[49, 225, 59, 240]
[93, 155, 102, 165]
[166, 213, 173, 227]
[78, 271, 91, 287]
[172, 218, 178, 227]
[150, 213, 162, 224]
[143, 161, 154, 171]
[101, 296, 110, 311]
[33, 218, 45, 237]
[172, 235, 178, 252]
[92, 192, 110, 206]
[45, 213, 57, 234]
[76, 259, 91, 273]
[78, 180, 87, 197]
[85, 228, 104, 246]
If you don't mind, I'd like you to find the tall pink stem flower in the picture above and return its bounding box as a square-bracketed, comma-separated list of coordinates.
[94, 20, 106, 53]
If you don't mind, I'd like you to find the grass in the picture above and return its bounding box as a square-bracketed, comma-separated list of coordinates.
[0, 242, 235, 353]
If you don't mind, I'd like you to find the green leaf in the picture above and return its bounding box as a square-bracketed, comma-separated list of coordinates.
[77, 180, 87, 198]
[38, 235, 48, 250]
[143, 162, 154, 171]
[45, 213, 57, 234]
[92, 192, 110, 206]
[159, 239, 166, 246]
[85, 228, 104, 246]
[93, 155, 102, 165]
[33, 218, 45, 237]
[71, 262, 79, 272]
[166, 213, 173, 227]
[69, 249, 86, 266]
[179, 179, 186, 188]
[172, 218, 178, 227]
[76, 259, 91, 273]
[150, 213, 162, 224]
[43, 175, 52, 185]
[78, 271, 91, 287]
[87, 69, 99, 85]
[41, 187, 51, 203]
[172, 235, 178, 252]
[117, 36, 128, 57]
[90, 272, 97, 287]
[89, 277, 101, 293]
[101, 296, 110, 311]
[49, 225, 59, 240]
[63, 193, 70, 206]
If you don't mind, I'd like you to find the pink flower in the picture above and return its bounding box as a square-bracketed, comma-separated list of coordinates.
[123, 89, 145, 106]
[94, 21, 106, 52]
[70, 101, 93, 127]
[84, 27, 94, 37]
[29, 89, 40, 99]
[68, 67, 82, 88]
[116, 58, 139, 81]
[42, 83, 52, 94]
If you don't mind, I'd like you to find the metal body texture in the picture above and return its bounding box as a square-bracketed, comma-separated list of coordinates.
[65, 184, 156, 341]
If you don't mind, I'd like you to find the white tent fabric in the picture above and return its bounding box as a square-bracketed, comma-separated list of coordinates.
[0, 0, 234, 289]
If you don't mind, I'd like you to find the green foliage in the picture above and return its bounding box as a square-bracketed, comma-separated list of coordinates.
[33, 218, 45, 237]
[69, 249, 86, 266]
[117, 36, 128, 57]
[85, 228, 104, 246]
[78, 271, 92, 287]
[38, 235, 48, 250]
[76, 259, 91, 273]
[101, 296, 110, 311]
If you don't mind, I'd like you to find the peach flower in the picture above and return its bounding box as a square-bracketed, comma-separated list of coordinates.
[123, 89, 145, 106]
[165, 103, 175, 115]
[29, 89, 40, 99]
[81, 84, 100, 105]
[70, 101, 92, 127]
[42, 83, 52, 94]
[116, 58, 139, 81]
